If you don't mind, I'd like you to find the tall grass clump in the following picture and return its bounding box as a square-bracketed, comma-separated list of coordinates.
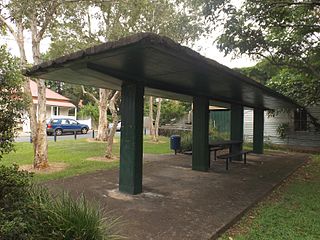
[0, 165, 121, 240]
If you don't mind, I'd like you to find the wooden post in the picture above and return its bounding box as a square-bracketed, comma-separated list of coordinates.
[192, 96, 209, 171]
[119, 82, 144, 195]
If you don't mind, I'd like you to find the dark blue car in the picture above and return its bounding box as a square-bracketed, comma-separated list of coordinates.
[46, 118, 89, 136]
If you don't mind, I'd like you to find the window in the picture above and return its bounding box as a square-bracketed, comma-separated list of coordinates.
[50, 119, 60, 124]
[294, 108, 307, 131]
[69, 120, 78, 125]
[61, 119, 70, 125]
[53, 106, 59, 116]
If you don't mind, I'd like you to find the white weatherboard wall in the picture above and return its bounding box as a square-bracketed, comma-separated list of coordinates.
[244, 106, 320, 147]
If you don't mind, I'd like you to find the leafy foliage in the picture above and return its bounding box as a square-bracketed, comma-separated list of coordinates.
[78, 103, 100, 123]
[160, 100, 191, 125]
[267, 68, 320, 106]
[204, 0, 320, 105]
[0, 45, 25, 158]
[0, 164, 120, 239]
[180, 131, 193, 152]
[0, 165, 33, 239]
[44, 0, 209, 107]
[276, 122, 289, 140]
[145, 99, 191, 125]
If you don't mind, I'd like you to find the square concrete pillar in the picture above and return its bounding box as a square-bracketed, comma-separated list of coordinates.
[253, 108, 264, 154]
[192, 96, 209, 171]
[119, 82, 144, 195]
[230, 103, 244, 160]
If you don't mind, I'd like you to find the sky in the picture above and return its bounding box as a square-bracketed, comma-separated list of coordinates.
[0, 34, 256, 69]
[0, 0, 256, 69]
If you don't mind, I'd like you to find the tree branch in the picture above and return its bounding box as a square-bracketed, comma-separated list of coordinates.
[37, 1, 62, 41]
[0, 14, 18, 40]
[81, 85, 99, 104]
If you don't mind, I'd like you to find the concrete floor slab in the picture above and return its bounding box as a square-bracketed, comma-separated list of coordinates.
[44, 151, 308, 240]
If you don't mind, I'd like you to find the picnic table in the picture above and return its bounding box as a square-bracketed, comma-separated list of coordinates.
[209, 140, 249, 170]
[209, 140, 243, 149]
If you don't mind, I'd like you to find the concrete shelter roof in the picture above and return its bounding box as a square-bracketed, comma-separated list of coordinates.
[25, 33, 298, 110]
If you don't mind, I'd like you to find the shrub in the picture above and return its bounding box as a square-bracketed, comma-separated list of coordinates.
[159, 127, 191, 137]
[276, 122, 290, 139]
[0, 46, 26, 159]
[0, 165, 120, 240]
[180, 131, 192, 152]
[30, 190, 121, 240]
[0, 165, 33, 239]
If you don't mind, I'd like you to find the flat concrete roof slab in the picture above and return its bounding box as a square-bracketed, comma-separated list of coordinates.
[44, 151, 308, 239]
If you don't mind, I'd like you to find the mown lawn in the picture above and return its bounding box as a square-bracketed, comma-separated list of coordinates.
[1, 135, 171, 182]
[220, 155, 320, 240]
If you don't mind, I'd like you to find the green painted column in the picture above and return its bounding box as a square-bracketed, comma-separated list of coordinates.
[230, 103, 244, 160]
[253, 108, 264, 154]
[119, 82, 144, 195]
[192, 96, 209, 171]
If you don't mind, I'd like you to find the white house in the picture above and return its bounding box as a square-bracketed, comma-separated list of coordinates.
[244, 106, 320, 147]
[22, 80, 77, 132]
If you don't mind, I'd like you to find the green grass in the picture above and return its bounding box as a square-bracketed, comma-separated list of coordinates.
[220, 155, 320, 240]
[1, 136, 171, 182]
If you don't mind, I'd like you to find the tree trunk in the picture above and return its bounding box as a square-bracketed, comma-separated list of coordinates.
[23, 79, 37, 151]
[153, 98, 162, 142]
[105, 91, 120, 158]
[149, 96, 154, 136]
[96, 88, 109, 141]
[33, 79, 48, 169]
[31, 15, 48, 169]
[15, 22, 38, 156]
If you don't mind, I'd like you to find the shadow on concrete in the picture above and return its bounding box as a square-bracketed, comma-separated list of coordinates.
[44, 151, 308, 240]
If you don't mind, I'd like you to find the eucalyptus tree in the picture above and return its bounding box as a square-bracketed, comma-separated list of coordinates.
[47, 0, 208, 156]
[0, 0, 79, 168]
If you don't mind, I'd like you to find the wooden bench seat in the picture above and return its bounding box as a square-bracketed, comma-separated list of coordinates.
[217, 150, 252, 170]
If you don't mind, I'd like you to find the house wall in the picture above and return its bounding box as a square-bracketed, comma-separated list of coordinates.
[244, 106, 320, 147]
[22, 105, 76, 133]
[46, 106, 74, 118]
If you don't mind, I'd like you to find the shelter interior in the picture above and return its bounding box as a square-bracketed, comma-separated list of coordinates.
[26, 33, 298, 195]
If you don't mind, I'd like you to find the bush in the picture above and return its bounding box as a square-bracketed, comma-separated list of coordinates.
[0, 165, 33, 239]
[159, 127, 191, 137]
[161, 126, 229, 153]
[209, 127, 229, 142]
[0, 46, 26, 158]
[180, 131, 192, 152]
[0, 165, 120, 240]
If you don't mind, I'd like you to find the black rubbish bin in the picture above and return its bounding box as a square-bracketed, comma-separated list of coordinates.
[170, 135, 181, 155]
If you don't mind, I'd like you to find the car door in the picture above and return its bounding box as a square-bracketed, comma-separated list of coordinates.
[69, 119, 81, 132]
[60, 119, 71, 132]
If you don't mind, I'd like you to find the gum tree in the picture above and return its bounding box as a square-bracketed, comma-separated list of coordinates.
[47, 0, 208, 155]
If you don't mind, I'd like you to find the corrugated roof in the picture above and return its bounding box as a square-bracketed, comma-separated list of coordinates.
[25, 33, 299, 110]
[32, 99, 75, 107]
[29, 80, 70, 101]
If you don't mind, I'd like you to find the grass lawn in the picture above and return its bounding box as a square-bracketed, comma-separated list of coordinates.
[220, 155, 320, 240]
[1, 135, 171, 182]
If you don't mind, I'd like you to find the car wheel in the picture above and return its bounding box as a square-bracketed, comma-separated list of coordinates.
[81, 127, 88, 134]
[55, 128, 63, 136]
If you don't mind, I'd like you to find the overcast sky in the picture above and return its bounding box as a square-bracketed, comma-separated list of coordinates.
[0, 0, 255, 69]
